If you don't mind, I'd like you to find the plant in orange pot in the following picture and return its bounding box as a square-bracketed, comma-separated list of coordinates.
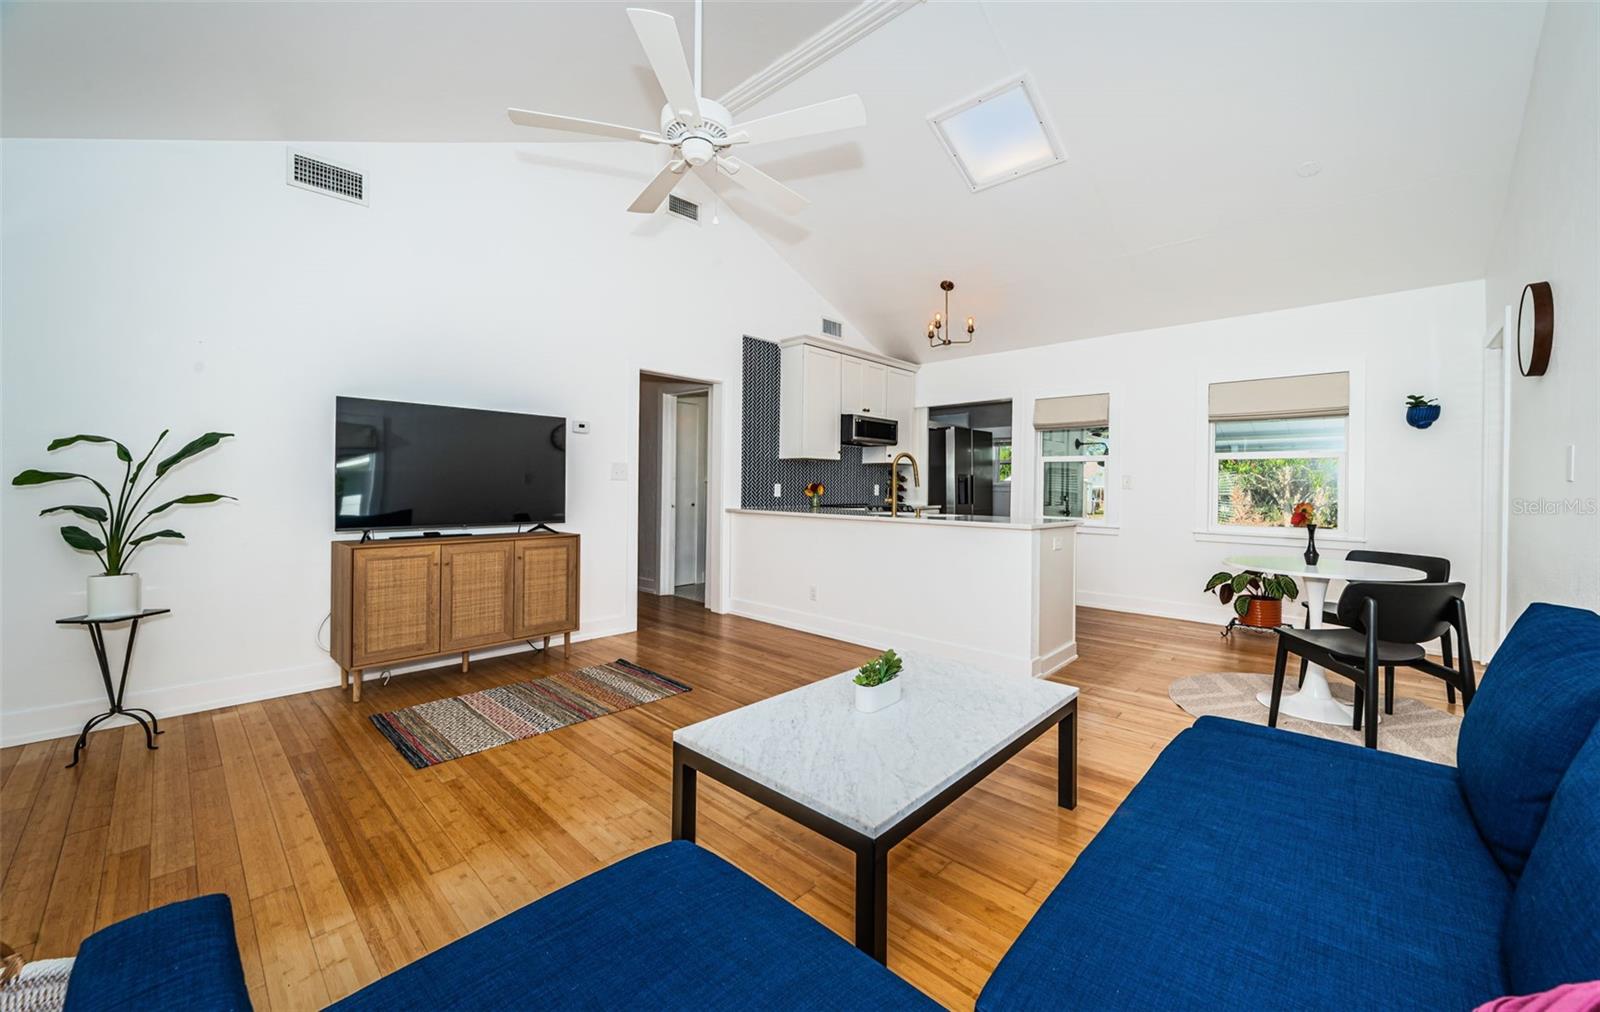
[1204, 569, 1299, 630]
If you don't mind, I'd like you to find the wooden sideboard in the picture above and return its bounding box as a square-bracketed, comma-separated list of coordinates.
[330, 531, 580, 701]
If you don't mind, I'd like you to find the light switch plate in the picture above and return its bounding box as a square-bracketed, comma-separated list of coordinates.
[773, 483, 782, 498]
[610, 462, 627, 481]
[1122, 475, 1134, 490]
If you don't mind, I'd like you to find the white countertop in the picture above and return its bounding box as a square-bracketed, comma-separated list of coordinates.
[673, 652, 1078, 838]
[728, 507, 1081, 532]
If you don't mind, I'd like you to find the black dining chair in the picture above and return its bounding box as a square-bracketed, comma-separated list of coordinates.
[1301, 550, 1460, 709]
[1272, 581, 1476, 749]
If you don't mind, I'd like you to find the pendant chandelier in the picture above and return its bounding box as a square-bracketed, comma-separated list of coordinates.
[926, 280, 975, 348]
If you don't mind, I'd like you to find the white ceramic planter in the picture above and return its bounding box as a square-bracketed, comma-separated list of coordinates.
[854, 677, 903, 713]
[87, 573, 141, 619]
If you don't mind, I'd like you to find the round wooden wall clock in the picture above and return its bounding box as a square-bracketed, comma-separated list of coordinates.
[1517, 281, 1553, 377]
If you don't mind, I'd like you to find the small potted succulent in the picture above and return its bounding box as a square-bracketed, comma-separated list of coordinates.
[804, 481, 826, 511]
[1204, 570, 1299, 628]
[853, 648, 904, 713]
[1290, 500, 1320, 565]
[1405, 394, 1441, 429]
[12, 430, 234, 618]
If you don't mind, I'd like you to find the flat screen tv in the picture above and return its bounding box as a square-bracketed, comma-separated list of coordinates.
[334, 396, 566, 531]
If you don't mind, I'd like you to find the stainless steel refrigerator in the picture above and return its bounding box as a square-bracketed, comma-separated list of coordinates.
[927, 425, 994, 516]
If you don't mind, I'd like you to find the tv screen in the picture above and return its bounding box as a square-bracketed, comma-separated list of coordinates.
[334, 397, 566, 531]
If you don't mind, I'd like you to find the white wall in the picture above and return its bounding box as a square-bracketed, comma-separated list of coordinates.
[915, 281, 1491, 641]
[0, 138, 862, 745]
[1484, 0, 1600, 621]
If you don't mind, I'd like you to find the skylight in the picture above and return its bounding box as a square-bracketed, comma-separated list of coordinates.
[929, 75, 1066, 192]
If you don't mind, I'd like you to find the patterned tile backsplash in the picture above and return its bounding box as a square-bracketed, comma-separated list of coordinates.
[741, 336, 895, 509]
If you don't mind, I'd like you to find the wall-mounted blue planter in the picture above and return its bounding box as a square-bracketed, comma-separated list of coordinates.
[1406, 403, 1442, 429]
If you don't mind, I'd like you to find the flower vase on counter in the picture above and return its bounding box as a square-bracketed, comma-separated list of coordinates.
[804, 481, 825, 512]
[1291, 501, 1320, 566]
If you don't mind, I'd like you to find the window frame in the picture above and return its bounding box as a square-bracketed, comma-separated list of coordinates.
[1208, 419, 1348, 534]
[1038, 425, 1113, 524]
[1193, 365, 1365, 545]
[995, 438, 1013, 483]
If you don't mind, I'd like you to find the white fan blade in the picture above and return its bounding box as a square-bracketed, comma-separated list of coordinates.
[627, 159, 687, 214]
[507, 108, 664, 143]
[716, 157, 809, 214]
[626, 8, 701, 123]
[733, 95, 866, 147]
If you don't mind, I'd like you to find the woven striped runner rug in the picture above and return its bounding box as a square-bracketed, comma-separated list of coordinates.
[371, 659, 690, 769]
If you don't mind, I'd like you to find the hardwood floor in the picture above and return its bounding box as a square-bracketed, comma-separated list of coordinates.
[0, 598, 1461, 1009]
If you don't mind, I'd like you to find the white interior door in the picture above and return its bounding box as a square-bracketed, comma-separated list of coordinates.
[673, 396, 707, 587]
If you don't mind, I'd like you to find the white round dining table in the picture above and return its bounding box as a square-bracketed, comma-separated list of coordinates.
[1223, 553, 1428, 726]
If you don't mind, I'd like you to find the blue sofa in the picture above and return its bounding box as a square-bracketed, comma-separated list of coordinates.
[61, 604, 1600, 1010]
[981, 602, 1600, 1009]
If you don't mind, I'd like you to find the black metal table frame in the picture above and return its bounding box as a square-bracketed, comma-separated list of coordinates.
[57, 610, 168, 768]
[671, 696, 1076, 963]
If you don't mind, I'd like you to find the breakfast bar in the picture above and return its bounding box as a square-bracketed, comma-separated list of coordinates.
[726, 508, 1080, 678]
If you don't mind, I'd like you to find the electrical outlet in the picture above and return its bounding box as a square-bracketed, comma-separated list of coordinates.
[773, 483, 782, 498]
[1052, 536, 1064, 551]
[1122, 474, 1134, 490]
[808, 585, 818, 602]
[610, 462, 627, 481]
[873, 484, 880, 497]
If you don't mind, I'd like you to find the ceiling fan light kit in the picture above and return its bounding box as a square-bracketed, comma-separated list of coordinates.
[927, 280, 976, 348]
[506, 4, 865, 218]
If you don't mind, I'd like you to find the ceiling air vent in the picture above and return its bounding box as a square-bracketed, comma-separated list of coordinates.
[821, 318, 843, 338]
[287, 150, 366, 205]
[667, 194, 699, 222]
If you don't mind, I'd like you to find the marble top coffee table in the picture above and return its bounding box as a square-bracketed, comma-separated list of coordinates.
[671, 652, 1079, 963]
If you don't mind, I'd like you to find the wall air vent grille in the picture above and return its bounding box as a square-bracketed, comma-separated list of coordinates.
[287, 151, 366, 205]
[822, 318, 843, 338]
[667, 195, 699, 222]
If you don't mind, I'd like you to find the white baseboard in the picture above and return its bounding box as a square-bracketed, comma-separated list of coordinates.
[638, 576, 658, 595]
[0, 616, 635, 748]
[728, 598, 1050, 679]
[1034, 639, 1079, 677]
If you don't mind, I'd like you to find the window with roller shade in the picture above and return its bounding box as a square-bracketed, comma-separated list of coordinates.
[1207, 373, 1348, 531]
[1035, 393, 1110, 521]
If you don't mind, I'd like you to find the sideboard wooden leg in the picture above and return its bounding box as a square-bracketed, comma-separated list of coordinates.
[564, 631, 571, 658]
[352, 669, 362, 703]
[340, 667, 349, 690]
[542, 635, 551, 653]
[461, 652, 469, 673]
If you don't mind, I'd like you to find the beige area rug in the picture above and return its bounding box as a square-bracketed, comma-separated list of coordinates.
[1169, 672, 1461, 766]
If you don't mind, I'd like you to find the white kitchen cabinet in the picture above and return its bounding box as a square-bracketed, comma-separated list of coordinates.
[862, 367, 916, 463]
[779, 341, 843, 460]
[841, 358, 888, 416]
[777, 335, 917, 461]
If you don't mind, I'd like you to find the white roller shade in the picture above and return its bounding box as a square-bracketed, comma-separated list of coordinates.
[1208, 372, 1349, 421]
[1035, 393, 1109, 430]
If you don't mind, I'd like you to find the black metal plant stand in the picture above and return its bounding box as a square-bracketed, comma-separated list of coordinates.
[56, 608, 169, 768]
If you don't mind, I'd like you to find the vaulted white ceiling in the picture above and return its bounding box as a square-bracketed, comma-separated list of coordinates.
[0, 0, 853, 141]
[716, 1, 1546, 360]
[2, 1, 1548, 361]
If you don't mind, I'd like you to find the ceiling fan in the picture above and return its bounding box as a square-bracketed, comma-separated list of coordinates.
[506, 3, 865, 215]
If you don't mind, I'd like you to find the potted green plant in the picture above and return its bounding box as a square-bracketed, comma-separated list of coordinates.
[1203, 569, 1299, 628]
[12, 430, 234, 618]
[853, 648, 904, 713]
[1405, 394, 1441, 429]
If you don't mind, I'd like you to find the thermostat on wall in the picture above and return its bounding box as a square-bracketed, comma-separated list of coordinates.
[571, 420, 590, 434]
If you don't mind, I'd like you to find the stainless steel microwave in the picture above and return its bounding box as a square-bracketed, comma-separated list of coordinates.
[840, 414, 898, 446]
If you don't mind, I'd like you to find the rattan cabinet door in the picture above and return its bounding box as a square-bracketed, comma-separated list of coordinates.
[441, 541, 515, 650]
[514, 537, 578, 638]
[352, 544, 440, 666]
